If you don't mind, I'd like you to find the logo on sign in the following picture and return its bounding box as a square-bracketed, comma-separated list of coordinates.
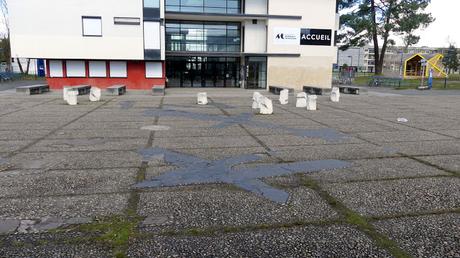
[300, 29, 332, 46]
[274, 27, 300, 45]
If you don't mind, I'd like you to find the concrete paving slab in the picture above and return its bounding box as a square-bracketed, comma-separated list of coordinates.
[271, 143, 399, 161]
[166, 147, 270, 161]
[138, 185, 338, 232]
[384, 140, 460, 156]
[154, 126, 246, 138]
[438, 130, 460, 138]
[324, 177, 460, 217]
[8, 151, 142, 170]
[0, 122, 62, 131]
[127, 225, 391, 257]
[0, 130, 52, 140]
[49, 129, 151, 139]
[256, 134, 363, 147]
[24, 138, 146, 152]
[63, 121, 154, 130]
[373, 213, 460, 258]
[0, 168, 137, 198]
[0, 140, 34, 153]
[156, 119, 222, 128]
[308, 157, 450, 183]
[0, 219, 20, 234]
[153, 136, 261, 149]
[78, 115, 154, 122]
[0, 193, 129, 219]
[356, 130, 453, 143]
[418, 155, 460, 173]
[0, 233, 112, 258]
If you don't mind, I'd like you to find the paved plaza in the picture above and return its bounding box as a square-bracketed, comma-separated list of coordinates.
[0, 87, 459, 257]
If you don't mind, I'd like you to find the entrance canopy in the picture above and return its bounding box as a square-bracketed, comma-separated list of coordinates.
[403, 53, 447, 79]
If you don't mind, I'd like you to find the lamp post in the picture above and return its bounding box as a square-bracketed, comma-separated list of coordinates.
[348, 55, 353, 67]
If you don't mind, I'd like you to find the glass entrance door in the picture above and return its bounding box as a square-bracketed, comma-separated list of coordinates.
[245, 57, 267, 89]
[166, 56, 240, 87]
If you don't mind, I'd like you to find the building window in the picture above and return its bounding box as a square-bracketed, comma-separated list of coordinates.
[109, 61, 127, 78]
[166, 21, 241, 52]
[89, 61, 107, 77]
[166, 0, 241, 14]
[82, 16, 102, 37]
[146, 62, 163, 78]
[114, 17, 141, 25]
[144, 0, 160, 8]
[144, 21, 161, 50]
[49, 60, 63, 78]
[66, 61, 86, 77]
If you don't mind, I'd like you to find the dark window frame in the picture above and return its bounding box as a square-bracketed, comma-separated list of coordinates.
[114, 17, 141, 25]
[165, 20, 241, 53]
[165, 0, 241, 14]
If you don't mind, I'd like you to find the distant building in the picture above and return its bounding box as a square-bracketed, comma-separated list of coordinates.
[338, 45, 458, 76]
[337, 46, 375, 73]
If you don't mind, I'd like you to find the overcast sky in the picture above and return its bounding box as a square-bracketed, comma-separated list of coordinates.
[414, 0, 460, 48]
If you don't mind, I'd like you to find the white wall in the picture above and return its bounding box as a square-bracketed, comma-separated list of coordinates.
[244, 21, 267, 53]
[9, 0, 145, 60]
[266, 0, 337, 90]
[245, 0, 267, 14]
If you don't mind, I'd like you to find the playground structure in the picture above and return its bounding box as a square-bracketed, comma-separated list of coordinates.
[403, 53, 447, 79]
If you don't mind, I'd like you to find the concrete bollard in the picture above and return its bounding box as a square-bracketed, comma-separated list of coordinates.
[330, 87, 340, 103]
[307, 95, 317, 111]
[296, 92, 307, 108]
[252, 92, 262, 110]
[66, 90, 79, 106]
[197, 92, 208, 105]
[260, 97, 273, 115]
[89, 87, 102, 102]
[279, 89, 289, 105]
[63, 86, 70, 102]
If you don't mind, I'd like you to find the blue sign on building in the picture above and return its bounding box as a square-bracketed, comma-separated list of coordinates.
[37, 59, 45, 77]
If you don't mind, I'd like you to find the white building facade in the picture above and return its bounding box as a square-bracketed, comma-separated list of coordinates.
[9, 0, 339, 90]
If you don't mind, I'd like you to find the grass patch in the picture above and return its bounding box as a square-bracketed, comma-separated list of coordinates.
[76, 215, 141, 257]
[352, 75, 460, 90]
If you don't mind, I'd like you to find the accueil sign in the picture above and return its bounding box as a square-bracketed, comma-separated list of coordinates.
[300, 29, 332, 46]
[274, 27, 332, 46]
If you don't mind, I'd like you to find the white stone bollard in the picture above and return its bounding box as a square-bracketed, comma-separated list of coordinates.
[66, 90, 79, 106]
[330, 87, 340, 103]
[296, 92, 308, 108]
[307, 95, 317, 111]
[197, 92, 208, 105]
[279, 89, 289, 105]
[252, 92, 262, 110]
[63, 86, 70, 102]
[89, 87, 102, 102]
[260, 97, 273, 115]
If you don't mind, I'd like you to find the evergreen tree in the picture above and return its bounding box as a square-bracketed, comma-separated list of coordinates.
[338, 0, 434, 75]
[443, 44, 459, 74]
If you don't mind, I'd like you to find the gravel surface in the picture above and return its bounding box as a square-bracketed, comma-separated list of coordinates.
[128, 225, 391, 257]
[373, 213, 460, 258]
[0, 88, 459, 256]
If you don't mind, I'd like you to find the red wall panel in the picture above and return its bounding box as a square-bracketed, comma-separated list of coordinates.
[46, 60, 165, 90]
